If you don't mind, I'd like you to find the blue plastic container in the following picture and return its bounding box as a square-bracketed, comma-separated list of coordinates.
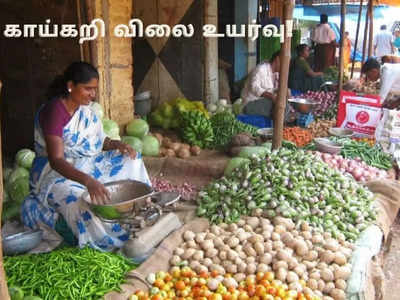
[236, 115, 273, 128]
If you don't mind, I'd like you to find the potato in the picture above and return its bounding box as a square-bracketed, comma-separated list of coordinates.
[246, 263, 257, 274]
[321, 268, 334, 282]
[274, 225, 286, 234]
[335, 279, 347, 290]
[321, 250, 335, 264]
[234, 273, 246, 283]
[243, 244, 257, 257]
[227, 237, 240, 248]
[277, 250, 291, 262]
[259, 253, 273, 265]
[325, 238, 339, 252]
[246, 216, 260, 229]
[177, 148, 191, 159]
[286, 271, 299, 283]
[190, 145, 201, 156]
[330, 288, 346, 300]
[295, 240, 309, 256]
[324, 282, 335, 294]
[254, 242, 264, 255]
[162, 137, 172, 147]
[334, 265, 351, 280]
[276, 267, 288, 282]
[165, 149, 176, 157]
[334, 252, 347, 266]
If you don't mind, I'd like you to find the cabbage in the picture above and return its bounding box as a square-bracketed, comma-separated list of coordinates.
[121, 136, 143, 153]
[90, 101, 104, 119]
[8, 167, 29, 186]
[161, 103, 174, 118]
[16, 148, 35, 169]
[102, 119, 119, 137]
[126, 119, 149, 139]
[142, 135, 160, 156]
[238, 146, 270, 159]
[9, 177, 29, 204]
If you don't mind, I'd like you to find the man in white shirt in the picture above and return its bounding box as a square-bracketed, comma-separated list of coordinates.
[241, 51, 280, 118]
[362, 58, 400, 108]
[374, 25, 395, 60]
[312, 14, 337, 72]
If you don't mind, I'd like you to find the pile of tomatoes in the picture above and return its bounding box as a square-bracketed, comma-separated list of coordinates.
[129, 267, 320, 300]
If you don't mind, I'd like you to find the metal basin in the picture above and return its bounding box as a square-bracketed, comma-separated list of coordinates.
[288, 98, 318, 114]
[82, 180, 154, 220]
[3, 229, 43, 256]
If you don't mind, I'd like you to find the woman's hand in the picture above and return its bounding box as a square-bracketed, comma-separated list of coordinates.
[115, 141, 137, 159]
[85, 177, 111, 205]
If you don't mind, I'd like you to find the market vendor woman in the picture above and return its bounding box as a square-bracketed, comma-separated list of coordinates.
[289, 44, 324, 93]
[362, 58, 400, 108]
[22, 62, 151, 251]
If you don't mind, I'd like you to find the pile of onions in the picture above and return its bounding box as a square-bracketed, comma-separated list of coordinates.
[151, 177, 198, 200]
[296, 91, 337, 117]
[314, 152, 389, 182]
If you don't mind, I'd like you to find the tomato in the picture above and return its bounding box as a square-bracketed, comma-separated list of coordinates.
[210, 294, 223, 300]
[223, 294, 233, 300]
[255, 286, 266, 297]
[238, 293, 250, 300]
[256, 272, 265, 281]
[211, 270, 219, 277]
[247, 283, 256, 296]
[199, 270, 209, 279]
[175, 280, 186, 291]
[266, 287, 277, 296]
[151, 295, 162, 300]
[153, 279, 165, 289]
[264, 272, 275, 282]
[164, 274, 173, 282]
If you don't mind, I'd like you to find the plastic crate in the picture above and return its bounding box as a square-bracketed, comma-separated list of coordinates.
[236, 114, 273, 128]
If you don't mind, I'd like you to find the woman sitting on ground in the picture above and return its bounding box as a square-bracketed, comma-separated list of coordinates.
[22, 62, 151, 251]
[289, 44, 325, 93]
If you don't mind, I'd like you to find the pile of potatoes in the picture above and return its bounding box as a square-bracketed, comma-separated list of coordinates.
[170, 215, 353, 300]
[153, 133, 201, 159]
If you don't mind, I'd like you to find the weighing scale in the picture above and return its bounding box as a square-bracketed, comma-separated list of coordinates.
[81, 180, 181, 237]
[288, 98, 318, 128]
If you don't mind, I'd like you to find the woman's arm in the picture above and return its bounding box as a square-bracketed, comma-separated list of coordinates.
[102, 137, 136, 159]
[298, 58, 323, 77]
[45, 135, 110, 204]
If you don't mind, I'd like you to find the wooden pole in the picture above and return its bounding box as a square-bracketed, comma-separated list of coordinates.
[338, 0, 346, 92]
[272, 0, 294, 149]
[361, 3, 369, 73]
[76, 0, 84, 61]
[351, 0, 363, 78]
[0, 80, 10, 300]
[368, 0, 374, 58]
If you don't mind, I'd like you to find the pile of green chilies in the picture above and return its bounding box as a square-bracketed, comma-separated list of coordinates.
[330, 137, 393, 170]
[5, 247, 136, 300]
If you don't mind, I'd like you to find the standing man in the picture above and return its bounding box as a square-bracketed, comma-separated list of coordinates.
[374, 25, 395, 61]
[312, 14, 337, 72]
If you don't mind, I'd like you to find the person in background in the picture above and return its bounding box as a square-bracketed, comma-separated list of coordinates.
[241, 51, 281, 119]
[343, 32, 352, 71]
[22, 62, 151, 251]
[374, 25, 395, 61]
[312, 14, 337, 72]
[393, 29, 400, 56]
[362, 58, 400, 108]
[289, 44, 324, 93]
[382, 55, 400, 64]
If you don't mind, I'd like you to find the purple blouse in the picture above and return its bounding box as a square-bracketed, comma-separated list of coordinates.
[39, 99, 72, 137]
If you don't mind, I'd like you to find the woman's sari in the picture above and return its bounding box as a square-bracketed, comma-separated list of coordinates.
[21, 103, 151, 251]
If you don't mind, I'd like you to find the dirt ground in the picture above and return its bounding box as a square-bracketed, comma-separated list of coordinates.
[383, 217, 400, 300]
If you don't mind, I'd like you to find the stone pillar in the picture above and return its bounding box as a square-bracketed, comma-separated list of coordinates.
[88, 0, 134, 133]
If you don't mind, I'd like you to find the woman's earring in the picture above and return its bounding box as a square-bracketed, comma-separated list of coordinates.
[68, 88, 71, 93]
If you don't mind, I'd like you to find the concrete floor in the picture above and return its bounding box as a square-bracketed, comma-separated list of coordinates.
[383, 219, 400, 300]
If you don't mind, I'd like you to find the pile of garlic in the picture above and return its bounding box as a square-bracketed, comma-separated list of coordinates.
[170, 216, 353, 300]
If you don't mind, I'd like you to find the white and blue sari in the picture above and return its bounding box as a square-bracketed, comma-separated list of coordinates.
[21, 103, 151, 251]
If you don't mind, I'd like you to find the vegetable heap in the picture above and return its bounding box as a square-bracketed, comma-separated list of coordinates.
[4, 247, 135, 300]
[306, 137, 392, 170]
[2, 148, 35, 224]
[283, 127, 313, 147]
[307, 120, 336, 138]
[315, 152, 389, 182]
[149, 98, 209, 130]
[170, 216, 352, 299]
[131, 266, 318, 300]
[197, 148, 377, 241]
[210, 112, 258, 149]
[295, 91, 337, 118]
